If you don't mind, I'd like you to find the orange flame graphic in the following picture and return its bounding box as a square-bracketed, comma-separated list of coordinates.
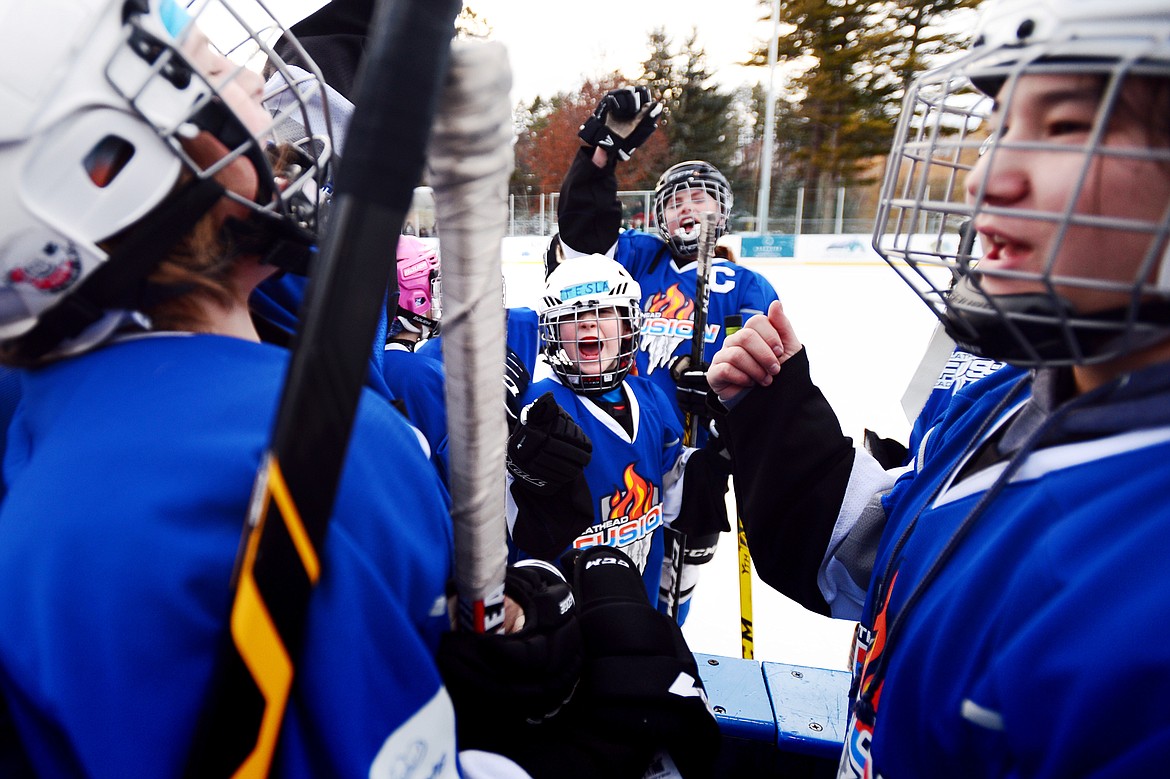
[609, 463, 655, 521]
[644, 283, 695, 320]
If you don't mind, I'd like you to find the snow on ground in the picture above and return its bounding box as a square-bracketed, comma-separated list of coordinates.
[502, 242, 941, 670]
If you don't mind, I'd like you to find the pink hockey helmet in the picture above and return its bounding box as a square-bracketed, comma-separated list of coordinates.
[395, 235, 440, 336]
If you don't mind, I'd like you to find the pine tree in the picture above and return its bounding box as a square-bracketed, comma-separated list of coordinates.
[667, 29, 739, 175]
[634, 29, 744, 217]
[748, 0, 977, 227]
[872, 0, 981, 95]
[639, 29, 679, 119]
[750, 0, 890, 194]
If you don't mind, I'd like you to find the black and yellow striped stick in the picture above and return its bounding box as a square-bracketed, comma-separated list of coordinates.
[724, 314, 754, 660]
[185, 0, 461, 775]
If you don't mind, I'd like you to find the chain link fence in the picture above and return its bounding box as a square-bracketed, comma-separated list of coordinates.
[505, 185, 895, 238]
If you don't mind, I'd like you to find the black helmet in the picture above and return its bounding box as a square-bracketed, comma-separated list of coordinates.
[652, 161, 732, 259]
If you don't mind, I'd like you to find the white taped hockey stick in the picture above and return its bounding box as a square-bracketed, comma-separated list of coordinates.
[429, 40, 514, 634]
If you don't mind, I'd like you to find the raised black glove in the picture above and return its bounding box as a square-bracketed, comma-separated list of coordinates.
[578, 86, 662, 161]
[437, 560, 582, 754]
[503, 345, 532, 433]
[671, 354, 713, 419]
[507, 392, 592, 494]
[560, 545, 722, 779]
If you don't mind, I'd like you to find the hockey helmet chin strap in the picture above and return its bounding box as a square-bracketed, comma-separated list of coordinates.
[222, 210, 318, 278]
[16, 176, 226, 363]
[190, 100, 324, 278]
[397, 309, 440, 338]
[944, 276, 1170, 366]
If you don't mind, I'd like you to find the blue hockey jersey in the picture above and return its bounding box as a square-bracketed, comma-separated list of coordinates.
[0, 334, 460, 778]
[417, 306, 541, 381]
[612, 231, 778, 433]
[507, 375, 688, 606]
[384, 344, 450, 485]
[905, 346, 1010, 460]
[842, 362, 1170, 778]
[251, 272, 395, 402]
[725, 345, 1170, 776]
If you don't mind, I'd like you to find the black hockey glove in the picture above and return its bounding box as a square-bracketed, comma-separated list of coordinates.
[671, 354, 714, 419]
[503, 345, 531, 434]
[578, 85, 662, 161]
[556, 545, 722, 779]
[674, 419, 733, 561]
[437, 560, 582, 754]
[507, 392, 592, 494]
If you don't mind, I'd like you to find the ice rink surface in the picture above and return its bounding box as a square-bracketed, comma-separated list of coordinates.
[502, 245, 942, 670]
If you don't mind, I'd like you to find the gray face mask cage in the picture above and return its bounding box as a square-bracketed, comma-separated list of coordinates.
[873, 46, 1170, 367]
[541, 303, 642, 395]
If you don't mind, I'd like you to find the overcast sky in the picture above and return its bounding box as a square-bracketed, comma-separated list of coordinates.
[280, 0, 778, 105]
[465, 0, 776, 104]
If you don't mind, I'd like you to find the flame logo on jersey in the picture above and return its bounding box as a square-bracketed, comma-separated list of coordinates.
[839, 573, 898, 779]
[645, 284, 695, 321]
[639, 284, 718, 374]
[609, 462, 655, 521]
[577, 462, 663, 572]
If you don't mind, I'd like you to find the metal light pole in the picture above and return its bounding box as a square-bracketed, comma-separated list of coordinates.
[756, 0, 781, 233]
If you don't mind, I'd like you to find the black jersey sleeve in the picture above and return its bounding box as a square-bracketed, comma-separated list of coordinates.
[721, 347, 855, 616]
[555, 147, 623, 259]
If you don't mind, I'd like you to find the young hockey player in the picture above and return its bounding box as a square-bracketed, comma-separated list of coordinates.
[548, 88, 781, 579]
[548, 89, 779, 439]
[708, 0, 1170, 774]
[506, 254, 730, 618]
[383, 237, 545, 479]
[0, 2, 717, 777]
[382, 235, 450, 479]
[0, 1, 458, 774]
[388, 235, 443, 347]
[380, 236, 534, 485]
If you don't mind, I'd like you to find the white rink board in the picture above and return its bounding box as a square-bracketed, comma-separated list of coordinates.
[501, 238, 941, 669]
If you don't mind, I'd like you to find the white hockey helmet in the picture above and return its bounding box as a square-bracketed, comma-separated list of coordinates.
[0, 0, 332, 362]
[873, 0, 1170, 366]
[539, 255, 642, 395]
[652, 161, 732, 260]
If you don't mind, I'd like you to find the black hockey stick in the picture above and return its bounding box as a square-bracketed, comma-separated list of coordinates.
[662, 212, 720, 621]
[684, 211, 718, 446]
[185, 1, 460, 775]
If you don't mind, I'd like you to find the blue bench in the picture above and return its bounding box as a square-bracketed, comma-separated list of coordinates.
[696, 653, 851, 776]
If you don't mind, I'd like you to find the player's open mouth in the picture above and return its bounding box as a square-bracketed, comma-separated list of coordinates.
[577, 338, 602, 360]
